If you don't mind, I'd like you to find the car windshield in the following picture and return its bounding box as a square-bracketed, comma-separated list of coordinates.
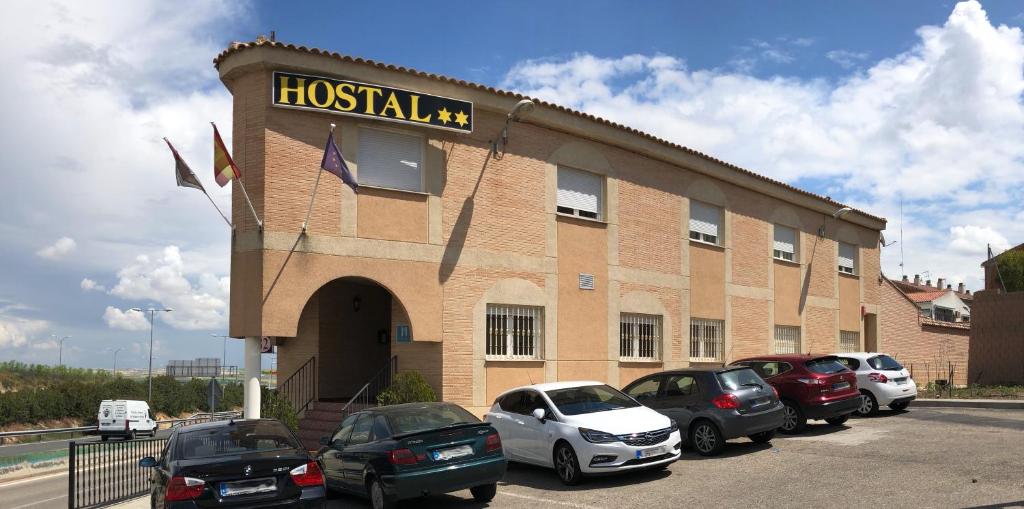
[805, 357, 848, 375]
[867, 355, 903, 371]
[717, 368, 766, 390]
[385, 403, 480, 436]
[177, 421, 299, 459]
[545, 384, 639, 416]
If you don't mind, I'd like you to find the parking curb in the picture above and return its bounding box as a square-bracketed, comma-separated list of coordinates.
[913, 399, 1024, 409]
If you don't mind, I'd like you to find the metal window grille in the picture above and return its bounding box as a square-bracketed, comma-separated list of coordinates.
[486, 305, 544, 360]
[774, 325, 801, 354]
[839, 330, 860, 351]
[689, 318, 723, 362]
[620, 314, 662, 361]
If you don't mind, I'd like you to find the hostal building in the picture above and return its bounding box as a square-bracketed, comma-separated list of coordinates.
[215, 41, 886, 428]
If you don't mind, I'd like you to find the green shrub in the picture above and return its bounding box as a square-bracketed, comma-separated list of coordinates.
[376, 371, 436, 406]
[997, 250, 1024, 292]
[260, 387, 298, 431]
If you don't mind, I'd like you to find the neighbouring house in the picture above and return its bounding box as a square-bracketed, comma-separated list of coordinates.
[969, 243, 1024, 385]
[878, 276, 969, 385]
[891, 274, 973, 306]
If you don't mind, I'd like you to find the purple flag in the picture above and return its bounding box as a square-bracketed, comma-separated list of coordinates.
[321, 131, 358, 193]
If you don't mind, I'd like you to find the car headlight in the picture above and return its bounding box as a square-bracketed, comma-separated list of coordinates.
[669, 419, 678, 432]
[578, 427, 619, 443]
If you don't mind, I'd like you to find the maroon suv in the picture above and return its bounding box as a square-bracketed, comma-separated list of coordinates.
[730, 355, 861, 434]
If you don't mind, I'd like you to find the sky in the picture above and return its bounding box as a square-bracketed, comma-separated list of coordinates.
[1, 1, 1023, 370]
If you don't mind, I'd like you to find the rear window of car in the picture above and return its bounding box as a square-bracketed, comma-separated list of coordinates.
[717, 368, 767, 390]
[805, 357, 848, 375]
[545, 384, 639, 416]
[385, 403, 480, 436]
[867, 355, 903, 371]
[177, 420, 299, 459]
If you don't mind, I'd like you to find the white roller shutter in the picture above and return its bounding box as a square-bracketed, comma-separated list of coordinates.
[773, 225, 797, 255]
[357, 128, 423, 192]
[689, 201, 721, 237]
[557, 167, 602, 216]
[838, 242, 857, 273]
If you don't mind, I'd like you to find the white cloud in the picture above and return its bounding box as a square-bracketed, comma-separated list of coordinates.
[826, 49, 869, 68]
[36, 237, 76, 260]
[502, 0, 1023, 289]
[80, 278, 106, 292]
[103, 306, 150, 331]
[0, 307, 49, 348]
[949, 225, 1010, 256]
[107, 245, 229, 330]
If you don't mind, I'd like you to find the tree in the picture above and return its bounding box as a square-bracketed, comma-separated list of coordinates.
[996, 250, 1024, 292]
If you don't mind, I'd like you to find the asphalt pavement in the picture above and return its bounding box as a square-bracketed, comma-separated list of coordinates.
[0, 430, 173, 459]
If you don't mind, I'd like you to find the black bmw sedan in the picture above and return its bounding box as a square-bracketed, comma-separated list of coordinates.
[139, 419, 326, 508]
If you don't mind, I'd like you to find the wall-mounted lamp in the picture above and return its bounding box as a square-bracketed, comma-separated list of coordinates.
[352, 296, 361, 312]
[490, 99, 536, 159]
[818, 207, 853, 237]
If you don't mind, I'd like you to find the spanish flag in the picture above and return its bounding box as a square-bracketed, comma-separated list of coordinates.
[212, 123, 241, 187]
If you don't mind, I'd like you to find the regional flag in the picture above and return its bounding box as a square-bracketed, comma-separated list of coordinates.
[321, 130, 358, 193]
[163, 138, 205, 192]
[212, 123, 241, 187]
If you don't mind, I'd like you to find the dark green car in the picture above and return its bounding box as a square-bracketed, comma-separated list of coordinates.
[318, 402, 507, 509]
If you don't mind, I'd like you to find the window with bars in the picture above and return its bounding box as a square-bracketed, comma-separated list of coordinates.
[773, 224, 797, 262]
[689, 318, 724, 362]
[485, 305, 544, 360]
[838, 242, 857, 275]
[839, 330, 860, 351]
[774, 325, 801, 354]
[689, 201, 722, 245]
[620, 314, 662, 361]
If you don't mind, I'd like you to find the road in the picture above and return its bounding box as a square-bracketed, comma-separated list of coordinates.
[4, 407, 1023, 508]
[0, 430, 174, 459]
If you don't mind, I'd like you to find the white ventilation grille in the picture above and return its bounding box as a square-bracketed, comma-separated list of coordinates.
[578, 273, 595, 290]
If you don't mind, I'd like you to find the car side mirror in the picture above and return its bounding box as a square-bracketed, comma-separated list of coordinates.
[139, 456, 156, 468]
[319, 436, 330, 446]
[532, 408, 546, 422]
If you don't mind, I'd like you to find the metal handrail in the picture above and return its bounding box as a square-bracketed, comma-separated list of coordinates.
[339, 355, 397, 418]
[0, 411, 241, 444]
[279, 355, 317, 415]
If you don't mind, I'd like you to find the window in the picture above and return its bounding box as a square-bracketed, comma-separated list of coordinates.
[624, 377, 661, 401]
[620, 313, 661, 361]
[839, 330, 859, 351]
[748, 361, 792, 379]
[486, 304, 544, 360]
[663, 375, 698, 397]
[557, 166, 603, 220]
[331, 414, 358, 445]
[774, 325, 800, 354]
[838, 242, 857, 275]
[866, 355, 903, 371]
[689, 201, 722, 245]
[690, 318, 724, 362]
[357, 127, 423, 192]
[933, 307, 955, 322]
[347, 414, 373, 446]
[837, 357, 861, 370]
[773, 224, 797, 262]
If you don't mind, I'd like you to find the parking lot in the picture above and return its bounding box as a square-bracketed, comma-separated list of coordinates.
[324, 407, 1024, 509]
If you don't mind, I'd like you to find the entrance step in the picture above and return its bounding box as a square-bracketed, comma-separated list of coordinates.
[295, 400, 373, 450]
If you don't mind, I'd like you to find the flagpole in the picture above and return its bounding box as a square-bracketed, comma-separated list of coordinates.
[236, 178, 262, 231]
[301, 123, 333, 234]
[203, 190, 233, 228]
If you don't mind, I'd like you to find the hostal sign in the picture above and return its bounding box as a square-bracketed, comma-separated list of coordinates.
[273, 71, 473, 133]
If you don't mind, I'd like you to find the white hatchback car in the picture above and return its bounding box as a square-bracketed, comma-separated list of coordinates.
[485, 381, 682, 485]
[833, 353, 917, 416]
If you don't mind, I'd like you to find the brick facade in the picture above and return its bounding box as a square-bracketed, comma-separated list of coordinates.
[968, 291, 1024, 385]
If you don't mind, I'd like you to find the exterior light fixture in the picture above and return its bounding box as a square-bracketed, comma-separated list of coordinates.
[491, 99, 536, 159]
[818, 207, 854, 237]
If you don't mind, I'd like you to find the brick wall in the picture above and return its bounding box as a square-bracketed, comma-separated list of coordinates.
[969, 291, 1024, 385]
[879, 278, 969, 385]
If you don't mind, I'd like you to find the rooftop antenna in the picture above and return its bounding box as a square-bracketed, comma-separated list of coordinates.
[899, 195, 905, 277]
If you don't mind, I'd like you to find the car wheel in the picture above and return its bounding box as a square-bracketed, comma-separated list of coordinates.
[748, 430, 775, 444]
[779, 401, 806, 434]
[890, 401, 910, 411]
[690, 420, 725, 456]
[825, 414, 849, 426]
[368, 477, 395, 509]
[470, 483, 497, 502]
[554, 442, 582, 486]
[856, 391, 879, 417]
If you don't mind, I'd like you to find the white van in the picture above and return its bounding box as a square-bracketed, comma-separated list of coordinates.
[97, 400, 157, 440]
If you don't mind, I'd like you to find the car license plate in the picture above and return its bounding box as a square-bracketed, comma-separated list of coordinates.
[432, 445, 473, 461]
[894, 378, 907, 385]
[832, 381, 850, 391]
[636, 445, 667, 459]
[220, 478, 276, 497]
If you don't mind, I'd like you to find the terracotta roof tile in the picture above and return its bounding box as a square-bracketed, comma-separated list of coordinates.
[920, 317, 970, 330]
[905, 290, 949, 303]
[214, 40, 886, 226]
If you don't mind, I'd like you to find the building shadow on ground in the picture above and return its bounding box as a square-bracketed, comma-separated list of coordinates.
[499, 460, 672, 492]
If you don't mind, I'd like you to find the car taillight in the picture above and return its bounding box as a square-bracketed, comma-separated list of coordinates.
[770, 385, 779, 399]
[289, 461, 324, 487]
[711, 393, 740, 409]
[165, 476, 205, 501]
[485, 433, 502, 453]
[388, 448, 419, 465]
[868, 373, 888, 383]
[797, 378, 825, 385]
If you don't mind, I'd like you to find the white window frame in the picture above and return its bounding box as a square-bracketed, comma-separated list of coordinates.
[356, 126, 425, 193]
[774, 325, 801, 354]
[689, 201, 723, 246]
[556, 166, 604, 220]
[689, 318, 724, 362]
[839, 330, 859, 351]
[619, 313, 662, 362]
[773, 224, 798, 262]
[838, 242, 858, 275]
[485, 304, 544, 361]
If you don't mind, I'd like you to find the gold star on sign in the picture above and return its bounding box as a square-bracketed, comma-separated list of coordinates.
[454, 110, 469, 128]
[437, 107, 452, 125]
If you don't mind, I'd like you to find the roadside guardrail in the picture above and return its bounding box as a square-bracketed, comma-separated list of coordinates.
[0, 411, 241, 446]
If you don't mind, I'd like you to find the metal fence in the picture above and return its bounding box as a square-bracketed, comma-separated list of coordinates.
[68, 437, 165, 509]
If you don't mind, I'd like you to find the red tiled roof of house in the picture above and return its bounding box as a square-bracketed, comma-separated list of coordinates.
[905, 290, 949, 303]
[891, 279, 973, 302]
[213, 40, 887, 226]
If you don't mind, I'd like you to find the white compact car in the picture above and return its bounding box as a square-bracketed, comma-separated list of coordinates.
[833, 353, 917, 416]
[98, 399, 157, 440]
[485, 381, 682, 485]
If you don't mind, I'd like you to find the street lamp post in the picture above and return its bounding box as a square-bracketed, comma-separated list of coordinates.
[112, 347, 122, 376]
[211, 334, 231, 381]
[51, 334, 71, 366]
[130, 307, 173, 404]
